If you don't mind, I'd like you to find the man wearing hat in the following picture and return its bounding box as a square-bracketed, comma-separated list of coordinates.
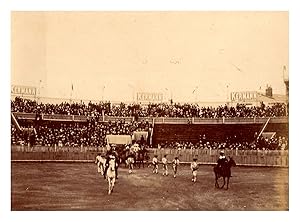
[217, 150, 228, 170]
[103, 148, 119, 179]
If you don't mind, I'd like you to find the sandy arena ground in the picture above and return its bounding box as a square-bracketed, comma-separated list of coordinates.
[11, 162, 288, 211]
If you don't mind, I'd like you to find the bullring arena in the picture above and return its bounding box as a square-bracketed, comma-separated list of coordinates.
[10, 11, 289, 212]
[11, 100, 289, 211]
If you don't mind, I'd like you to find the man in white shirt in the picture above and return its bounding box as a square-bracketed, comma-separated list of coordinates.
[162, 155, 168, 176]
[191, 158, 199, 182]
[172, 157, 180, 178]
[152, 155, 158, 174]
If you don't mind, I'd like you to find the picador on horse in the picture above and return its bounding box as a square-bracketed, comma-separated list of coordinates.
[103, 147, 119, 179]
[213, 149, 236, 189]
[216, 150, 228, 174]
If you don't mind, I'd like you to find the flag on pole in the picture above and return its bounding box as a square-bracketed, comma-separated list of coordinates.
[283, 65, 288, 80]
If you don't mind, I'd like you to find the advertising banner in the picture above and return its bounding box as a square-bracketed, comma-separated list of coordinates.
[137, 92, 163, 102]
[11, 85, 37, 96]
[230, 91, 257, 103]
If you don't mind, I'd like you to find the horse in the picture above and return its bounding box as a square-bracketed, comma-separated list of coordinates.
[135, 152, 144, 168]
[213, 157, 236, 189]
[119, 151, 128, 167]
[106, 157, 117, 195]
[135, 148, 150, 168]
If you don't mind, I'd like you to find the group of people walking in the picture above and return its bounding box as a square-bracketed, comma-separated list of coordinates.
[96, 148, 229, 183]
[151, 154, 180, 178]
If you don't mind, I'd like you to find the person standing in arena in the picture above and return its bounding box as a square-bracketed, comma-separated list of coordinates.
[172, 156, 180, 178]
[191, 158, 199, 182]
[126, 153, 135, 174]
[95, 153, 102, 174]
[152, 155, 158, 174]
[95, 153, 105, 175]
[162, 154, 168, 176]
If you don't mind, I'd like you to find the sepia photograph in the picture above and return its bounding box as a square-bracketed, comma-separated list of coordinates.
[10, 11, 289, 211]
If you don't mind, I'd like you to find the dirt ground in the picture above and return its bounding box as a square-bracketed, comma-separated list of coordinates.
[11, 162, 288, 211]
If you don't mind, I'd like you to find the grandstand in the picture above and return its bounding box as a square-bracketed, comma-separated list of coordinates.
[11, 97, 288, 152]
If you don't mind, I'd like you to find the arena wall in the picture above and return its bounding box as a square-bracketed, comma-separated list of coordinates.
[11, 145, 288, 167]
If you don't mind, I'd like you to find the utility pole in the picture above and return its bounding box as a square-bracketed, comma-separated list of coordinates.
[102, 85, 105, 101]
[283, 65, 289, 116]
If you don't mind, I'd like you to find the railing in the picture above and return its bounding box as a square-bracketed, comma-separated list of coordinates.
[43, 114, 73, 121]
[193, 117, 224, 124]
[139, 117, 155, 123]
[148, 148, 288, 167]
[13, 112, 36, 120]
[269, 117, 289, 124]
[258, 118, 271, 138]
[11, 145, 288, 167]
[153, 117, 192, 124]
[11, 113, 22, 131]
[12, 112, 288, 124]
[224, 117, 256, 124]
[104, 116, 134, 123]
[73, 115, 90, 122]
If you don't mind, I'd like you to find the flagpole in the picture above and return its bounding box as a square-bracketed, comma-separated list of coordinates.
[192, 86, 198, 104]
[38, 79, 42, 103]
[71, 83, 73, 103]
[102, 85, 105, 101]
[226, 84, 229, 105]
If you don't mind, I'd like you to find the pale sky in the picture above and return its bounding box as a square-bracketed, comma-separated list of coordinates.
[11, 11, 288, 103]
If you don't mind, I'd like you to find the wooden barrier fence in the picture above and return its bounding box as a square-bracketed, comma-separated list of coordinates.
[11, 145, 288, 167]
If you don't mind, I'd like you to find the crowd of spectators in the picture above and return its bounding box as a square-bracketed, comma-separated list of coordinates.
[11, 119, 152, 147]
[11, 97, 287, 118]
[12, 122, 288, 151]
[158, 134, 288, 151]
[11, 97, 288, 150]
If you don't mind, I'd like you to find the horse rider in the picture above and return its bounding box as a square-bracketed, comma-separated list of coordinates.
[104, 148, 119, 179]
[217, 150, 228, 172]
